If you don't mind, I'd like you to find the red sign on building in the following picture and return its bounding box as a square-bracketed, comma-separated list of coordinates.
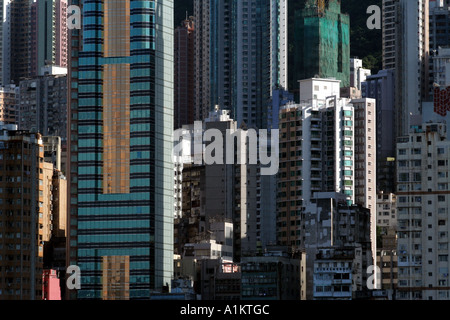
[434, 86, 450, 116]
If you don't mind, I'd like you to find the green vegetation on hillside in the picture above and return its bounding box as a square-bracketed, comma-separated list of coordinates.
[341, 0, 382, 73]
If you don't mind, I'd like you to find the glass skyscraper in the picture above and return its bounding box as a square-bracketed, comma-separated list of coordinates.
[68, 0, 174, 299]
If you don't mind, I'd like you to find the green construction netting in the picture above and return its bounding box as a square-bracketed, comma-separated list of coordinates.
[292, 0, 350, 90]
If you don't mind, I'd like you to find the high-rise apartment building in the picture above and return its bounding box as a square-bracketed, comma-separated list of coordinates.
[361, 69, 396, 193]
[68, 0, 174, 299]
[195, 0, 287, 128]
[396, 121, 450, 300]
[395, 0, 430, 137]
[0, 0, 11, 86]
[429, 4, 450, 96]
[31, 0, 68, 77]
[291, 0, 350, 97]
[352, 98, 377, 260]
[174, 16, 195, 129]
[10, 0, 31, 85]
[54, 0, 67, 68]
[0, 124, 44, 300]
[66, 0, 81, 301]
[277, 78, 377, 260]
[382, 0, 397, 70]
[17, 71, 67, 140]
[277, 78, 355, 249]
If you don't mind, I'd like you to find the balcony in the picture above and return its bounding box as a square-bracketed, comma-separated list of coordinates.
[311, 173, 322, 180]
[311, 153, 321, 160]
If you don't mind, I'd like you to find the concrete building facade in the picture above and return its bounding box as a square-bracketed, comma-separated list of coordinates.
[0, 124, 44, 300]
[301, 192, 373, 299]
[361, 69, 396, 193]
[31, 0, 68, 77]
[396, 121, 450, 300]
[241, 248, 300, 300]
[352, 98, 377, 261]
[395, 0, 430, 137]
[350, 58, 371, 91]
[195, 0, 288, 128]
[277, 78, 356, 249]
[382, 0, 397, 70]
[18, 72, 67, 140]
[174, 108, 276, 261]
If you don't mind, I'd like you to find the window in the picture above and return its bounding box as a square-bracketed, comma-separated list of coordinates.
[412, 160, 421, 167]
[343, 110, 353, 116]
[344, 130, 353, 137]
[398, 160, 408, 167]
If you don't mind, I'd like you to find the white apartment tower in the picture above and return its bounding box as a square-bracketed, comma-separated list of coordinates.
[350, 58, 371, 91]
[278, 78, 377, 258]
[298, 78, 355, 205]
[352, 98, 377, 261]
[278, 78, 355, 249]
[396, 122, 450, 300]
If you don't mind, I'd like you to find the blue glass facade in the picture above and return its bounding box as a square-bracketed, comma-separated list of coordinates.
[72, 0, 174, 299]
